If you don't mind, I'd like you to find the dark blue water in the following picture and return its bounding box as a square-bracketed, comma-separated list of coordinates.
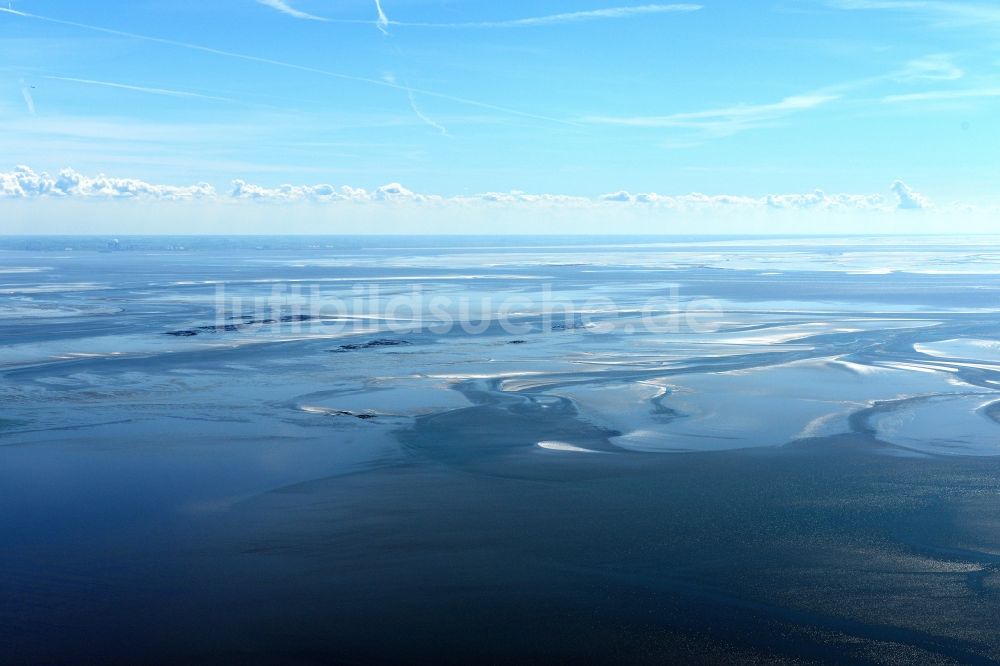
[3, 236, 1000, 663]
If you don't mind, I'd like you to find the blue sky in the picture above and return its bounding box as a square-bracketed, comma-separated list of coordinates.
[1, 0, 999, 233]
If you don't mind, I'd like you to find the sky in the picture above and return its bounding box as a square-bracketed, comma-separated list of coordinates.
[1, 0, 999, 234]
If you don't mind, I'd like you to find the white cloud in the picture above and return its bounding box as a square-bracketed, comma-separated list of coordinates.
[230, 179, 348, 202]
[765, 190, 886, 210]
[223, 179, 925, 213]
[461, 191, 591, 205]
[892, 180, 931, 209]
[881, 87, 1000, 104]
[894, 54, 963, 81]
[0, 166, 935, 214]
[256, 0, 327, 21]
[0, 166, 215, 199]
[372, 182, 438, 201]
[575, 52, 970, 146]
[827, 1, 1000, 27]
[229, 179, 438, 202]
[599, 191, 634, 203]
[583, 54, 972, 142]
[583, 94, 839, 136]
[599, 188, 886, 210]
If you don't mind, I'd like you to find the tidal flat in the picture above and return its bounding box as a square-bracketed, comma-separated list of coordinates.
[3, 235, 1000, 663]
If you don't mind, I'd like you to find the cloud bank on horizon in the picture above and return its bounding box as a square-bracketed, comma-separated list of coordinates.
[1, 165, 932, 212]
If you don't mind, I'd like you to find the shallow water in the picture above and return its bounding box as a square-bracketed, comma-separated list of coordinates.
[3, 235, 1000, 663]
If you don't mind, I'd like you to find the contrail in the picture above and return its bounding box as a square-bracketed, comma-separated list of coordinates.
[383, 71, 448, 135]
[404, 4, 704, 28]
[19, 78, 34, 114]
[256, 0, 326, 21]
[374, 0, 390, 35]
[234, 2, 702, 29]
[45, 75, 236, 103]
[0, 7, 576, 125]
[406, 88, 448, 135]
